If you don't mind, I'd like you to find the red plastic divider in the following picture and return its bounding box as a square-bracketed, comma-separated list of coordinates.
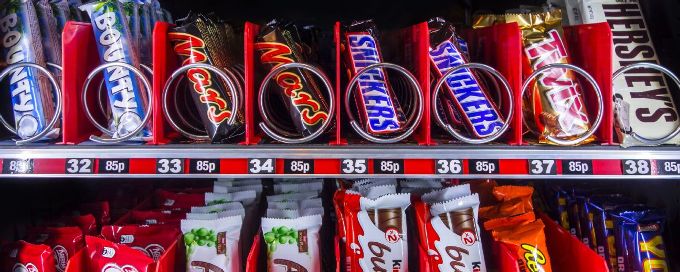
[151, 22, 179, 145]
[245, 233, 262, 272]
[463, 22, 524, 145]
[334, 22, 345, 145]
[61, 22, 100, 144]
[540, 213, 609, 272]
[564, 23, 614, 145]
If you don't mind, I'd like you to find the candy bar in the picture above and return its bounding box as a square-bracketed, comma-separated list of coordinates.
[342, 19, 407, 135]
[2, 241, 56, 272]
[255, 20, 331, 137]
[490, 219, 553, 272]
[428, 17, 505, 139]
[29, 227, 83, 272]
[421, 184, 471, 204]
[1, 0, 57, 140]
[261, 214, 322, 272]
[101, 224, 181, 261]
[85, 236, 155, 272]
[182, 215, 243, 272]
[80, 0, 150, 138]
[613, 208, 669, 272]
[168, 14, 245, 143]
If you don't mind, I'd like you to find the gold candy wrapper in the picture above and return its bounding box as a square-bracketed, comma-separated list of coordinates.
[474, 9, 595, 145]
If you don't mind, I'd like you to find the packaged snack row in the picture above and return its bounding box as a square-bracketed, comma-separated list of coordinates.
[3, 178, 669, 271]
[1, 1, 679, 148]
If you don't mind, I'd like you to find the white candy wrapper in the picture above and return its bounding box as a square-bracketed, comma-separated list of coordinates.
[213, 184, 264, 200]
[421, 184, 471, 204]
[191, 202, 244, 214]
[186, 208, 245, 220]
[204, 191, 256, 206]
[351, 179, 397, 191]
[269, 198, 322, 210]
[426, 194, 486, 272]
[181, 215, 243, 272]
[261, 215, 322, 272]
[360, 184, 397, 199]
[214, 178, 262, 187]
[344, 193, 411, 272]
[274, 181, 323, 194]
[267, 191, 318, 202]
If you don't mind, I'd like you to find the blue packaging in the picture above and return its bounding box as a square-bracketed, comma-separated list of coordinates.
[135, 0, 150, 64]
[34, 0, 62, 67]
[80, 0, 150, 138]
[66, 0, 83, 21]
[613, 208, 669, 272]
[1, 0, 56, 140]
[49, 0, 71, 34]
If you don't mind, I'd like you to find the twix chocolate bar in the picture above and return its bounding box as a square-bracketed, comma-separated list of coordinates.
[342, 19, 407, 135]
[474, 9, 594, 145]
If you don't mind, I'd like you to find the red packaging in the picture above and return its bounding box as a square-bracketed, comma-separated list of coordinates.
[2, 241, 56, 272]
[128, 210, 185, 225]
[69, 214, 98, 236]
[101, 225, 180, 261]
[79, 202, 111, 226]
[85, 236, 155, 272]
[154, 190, 205, 209]
[41, 227, 85, 272]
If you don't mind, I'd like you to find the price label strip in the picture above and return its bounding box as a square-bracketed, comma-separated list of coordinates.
[562, 160, 592, 175]
[284, 159, 314, 174]
[156, 158, 184, 174]
[622, 159, 652, 175]
[188, 159, 220, 174]
[65, 158, 94, 174]
[468, 159, 499, 175]
[656, 160, 680, 175]
[434, 159, 463, 175]
[98, 159, 130, 174]
[528, 159, 557, 175]
[373, 159, 404, 174]
[341, 159, 368, 174]
[248, 158, 276, 174]
[2, 159, 33, 174]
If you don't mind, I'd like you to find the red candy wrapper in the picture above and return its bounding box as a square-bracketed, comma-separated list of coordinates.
[101, 225, 180, 261]
[28, 227, 84, 272]
[85, 236, 155, 272]
[2, 241, 56, 272]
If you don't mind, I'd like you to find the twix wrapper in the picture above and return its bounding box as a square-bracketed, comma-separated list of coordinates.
[428, 17, 505, 139]
[168, 14, 244, 143]
[342, 19, 407, 135]
[255, 20, 330, 137]
[344, 193, 410, 272]
[474, 9, 594, 145]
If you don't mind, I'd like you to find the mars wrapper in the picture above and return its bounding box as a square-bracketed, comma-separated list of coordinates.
[168, 14, 245, 143]
[1, 0, 58, 140]
[261, 214, 322, 272]
[425, 194, 486, 272]
[80, 0, 150, 138]
[344, 193, 410, 272]
[578, 0, 680, 147]
[474, 9, 594, 145]
[181, 215, 243, 272]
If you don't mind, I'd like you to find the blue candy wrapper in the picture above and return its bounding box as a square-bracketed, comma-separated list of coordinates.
[1, 0, 58, 140]
[66, 0, 83, 21]
[577, 196, 597, 249]
[135, 0, 150, 64]
[613, 208, 669, 272]
[49, 0, 71, 34]
[80, 0, 150, 138]
[34, 0, 62, 67]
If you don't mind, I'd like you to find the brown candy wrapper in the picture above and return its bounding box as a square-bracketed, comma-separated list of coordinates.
[474, 9, 595, 145]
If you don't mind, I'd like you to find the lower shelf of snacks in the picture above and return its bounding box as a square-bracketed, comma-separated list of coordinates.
[0, 178, 673, 272]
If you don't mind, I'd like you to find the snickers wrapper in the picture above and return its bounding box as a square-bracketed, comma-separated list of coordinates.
[343, 193, 410, 272]
[474, 9, 595, 145]
[255, 20, 330, 137]
[428, 17, 505, 139]
[491, 219, 553, 272]
[425, 194, 487, 272]
[342, 19, 407, 135]
[168, 14, 244, 143]
[580, 0, 680, 147]
[614, 208, 669, 272]
[1, 0, 57, 140]
[80, 0, 150, 138]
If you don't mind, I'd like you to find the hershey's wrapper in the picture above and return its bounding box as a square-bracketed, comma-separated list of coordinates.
[168, 14, 244, 143]
[428, 17, 505, 139]
[255, 20, 330, 137]
[581, 0, 680, 147]
[1, 0, 57, 140]
[342, 19, 407, 135]
[80, 0, 150, 138]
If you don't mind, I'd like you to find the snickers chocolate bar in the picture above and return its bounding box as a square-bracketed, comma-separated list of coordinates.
[255, 20, 330, 137]
[342, 19, 407, 135]
[168, 14, 244, 143]
[428, 17, 504, 138]
[1, 0, 57, 140]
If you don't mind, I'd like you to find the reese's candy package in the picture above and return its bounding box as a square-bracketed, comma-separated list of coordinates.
[474, 9, 594, 145]
[255, 20, 331, 138]
[85, 236, 155, 272]
[613, 208, 669, 272]
[80, 0, 150, 139]
[428, 17, 505, 139]
[491, 219, 553, 272]
[101, 224, 180, 261]
[2, 241, 56, 272]
[182, 215, 243, 272]
[1, 0, 58, 140]
[168, 14, 245, 143]
[424, 194, 487, 272]
[344, 193, 410, 272]
[341, 19, 407, 136]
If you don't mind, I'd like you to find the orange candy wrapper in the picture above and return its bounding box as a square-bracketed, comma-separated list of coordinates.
[480, 185, 534, 220]
[491, 219, 553, 272]
[474, 9, 594, 145]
